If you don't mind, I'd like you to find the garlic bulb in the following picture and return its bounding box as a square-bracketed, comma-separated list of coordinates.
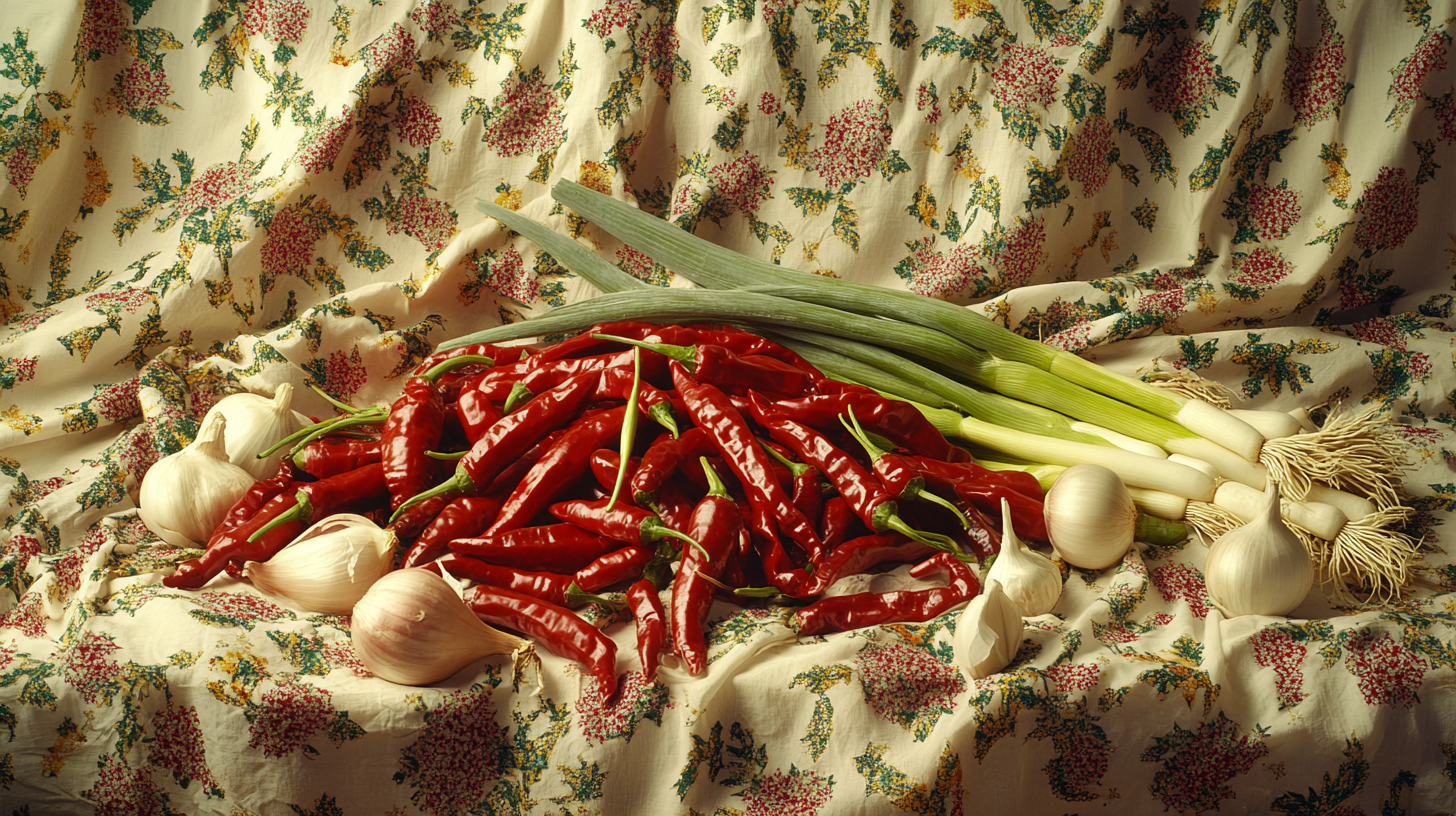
[202, 383, 306, 479]
[138, 412, 256, 548]
[245, 514, 395, 614]
[1203, 482, 1313, 618]
[954, 579, 1024, 680]
[1044, 464, 1137, 570]
[984, 498, 1062, 616]
[352, 568, 528, 686]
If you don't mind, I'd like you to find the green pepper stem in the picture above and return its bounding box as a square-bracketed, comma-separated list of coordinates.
[273, 408, 387, 461]
[309, 384, 366, 415]
[425, 450, 467, 461]
[883, 515, 974, 563]
[649, 401, 679, 438]
[733, 586, 782, 598]
[591, 333, 697, 370]
[248, 491, 313, 542]
[758, 439, 812, 478]
[606, 347, 642, 512]
[420, 354, 494, 382]
[838, 405, 889, 461]
[502, 382, 533, 413]
[564, 582, 623, 612]
[700, 456, 729, 499]
[912, 487, 971, 531]
[388, 469, 474, 522]
[643, 520, 708, 561]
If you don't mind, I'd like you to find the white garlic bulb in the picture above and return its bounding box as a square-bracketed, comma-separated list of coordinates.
[1043, 464, 1137, 570]
[138, 412, 256, 548]
[245, 514, 395, 614]
[954, 579, 1024, 680]
[984, 498, 1062, 617]
[352, 569, 528, 686]
[201, 383, 306, 479]
[1203, 482, 1313, 618]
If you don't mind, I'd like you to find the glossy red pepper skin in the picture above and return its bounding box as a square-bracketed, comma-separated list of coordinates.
[775, 381, 972, 463]
[911, 458, 1047, 540]
[795, 552, 981, 635]
[790, 466, 823, 532]
[455, 371, 503, 442]
[595, 365, 681, 416]
[402, 494, 506, 569]
[549, 498, 680, 546]
[589, 450, 641, 492]
[630, 428, 713, 503]
[820, 496, 862, 550]
[451, 524, 620, 572]
[298, 437, 382, 480]
[910, 456, 1045, 501]
[210, 461, 296, 543]
[411, 342, 511, 376]
[487, 405, 627, 534]
[526, 321, 667, 368]
[627, 579, 666, 683]
[670, 489, 742, 675]
[650, 324, 825, 383]
[511, 350, 643, 407]
[803, 534, 934, 597]
[381, 377, 446, 511]
[572, 544, 654, 588]
[388, 495, 452, 550]
[165, 492, 300, 589]
[457, 370, 602, 494]
[671, 364, 823, 559]
[441, 555, 576, 605]
[649, 482, 695, 533]
[464, 584, 618, 700]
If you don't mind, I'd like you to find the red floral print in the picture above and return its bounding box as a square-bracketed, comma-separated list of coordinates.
[297, 107, 355, 174]
[576, 669, 671, 744]
[991, 44, 1062, 110]
[411, 0, 460, 38]
[1344, 630, 1427, 707]
[86, 289, 152, 315]
[1353, 166, 1418, 251]
[148, 705, 218, 792]
[1230, 247, 1293, 295]
[907, 243, 979, 298]
[987, 217, 1047, 288]
[78, 0, 126, 58]
[242, 0, 310, 44]
[917, 81, 941, 124]
[119, 60, 170, 110]
[394, 94, 442, 148]
[706, 153, 774, 215]
[1064, 114, 1115, 196]
[1283, 20, 1348, 125]
[857, 642, 965, 727]
[321, 638, 373, 678]
[1246, 184, 1301, 241]
[261, 205, 323, 275]
[1047, 728, 1111, 795]
[0, 591, 47, 638]
[583, 0, 638, 37]
[177, 162, 249, 214]
[395, 686, 507, 813]
[1150, 563, 1210, 619]
[5, 143, 38, 196]
[82, 752, 163, 816]
[477, 246, 540, 303]
[193, 591, 293, 622]
[642, 15, 683, 93]
[362, 24, 416, 77]
[318, 346, 368, 402]
[1150, 38, 1218, 114]
[483, 73, 566, 157]
[1389, 30, 1447, 103]
[744, 767, 833, 816]
[616, 246, 671, 286]
[61, 630, 122, 704]
[1249, 628, 1307, 709]
[247, 677, 334, 757]
[813, 100, 893, 188]
[759, 92, 781, 116]
[1143, 714, 1268, 813]
[390, 194, 457, 252]
[1044, 662, 1101, 693]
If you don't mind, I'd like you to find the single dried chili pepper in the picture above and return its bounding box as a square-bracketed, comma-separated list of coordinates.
[626, 579, 666, 682]
[596, 364, 681, 436]
[209, 460, 297, 543]
[760, 441, 823, 530]
[441, 555, 575, 604]
[590, 450, 642, 492]
[412, 342, 512, 376]
[249, 463, 391, 541]
[549, 498, 702, 552]
[464, 584, 618, 699]
[486, 404, 628, 534]
[648, 324, 826, 383]
[909, 455, 1045, 501]
[380, 378, 446, 512]
[595, 334, 813, 396]
[648, 481, 695, 534]
[630, 427, 714, 504]
[820, 496, 862, 550]
[451, 523, 620, 572]
[388, 495, 453, 552]
[402, 493, 507, 569]
[775, 380, 972, 463]
[571, 543, 654, 589]
[455, 371, 503, 443]
[909, 457, 1046, 542]
[795, 552, 981, 635]
[165, 492, 300, 590]
[392, 370, 601, 518]
[297, 437, 382, 480]
[671, 364, 823, 559]
[670, 458, 743, 675]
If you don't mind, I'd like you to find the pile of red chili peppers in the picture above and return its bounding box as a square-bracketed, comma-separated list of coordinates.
[165, 321, 1050, 699]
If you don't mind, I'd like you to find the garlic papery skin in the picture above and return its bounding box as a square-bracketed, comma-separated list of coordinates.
[202, 383, 306, 479]
[351, 568, 528, 686]
[954, 579, 1024, 680]
[1203, 482, 1313, 618]
[245, 514, 395, 614]
[1044, 464, 1137, 571]
[985, 498, 1062, 617]
[138, 412, 256, 548]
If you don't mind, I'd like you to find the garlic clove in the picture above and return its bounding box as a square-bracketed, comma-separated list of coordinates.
[245, 514, 395, 615]
[138, 412, 256, 548]
[985, 498, 1063, 617]
[202, 384, 306, 480]
[351, 568, 528, 686]
[1203, 482, 1314, 618]
[1044, 464, 1137, 570]
[954, 579, 1024, 680]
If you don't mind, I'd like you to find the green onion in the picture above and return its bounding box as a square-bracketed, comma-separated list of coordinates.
[476, 200, 645, 294]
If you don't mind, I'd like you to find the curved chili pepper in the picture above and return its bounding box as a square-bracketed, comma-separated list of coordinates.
[572, 543, 654, 589]
[650, 324, 825, 382]
[209, 461, 297, 543]
[380, 376, 447, 512]
[909, 458, 1046, 542]
[760, 441, 823, 529]
[451, 523, 619, 572]
[504, 349, 642, 413]
[671, 364, 823, 560]
[795, 552, 981, 635]
[596, 365, 680, 436]
[524, 320, 669, 369]
[909, 455, 1046, 501]
[549, 498, 700, 551]
[648, 482, 695, 534]
[594, 334, 813, 396]
[627, 579, 666, 683]
[393, 370, 602, 518]
[249, 463, 391, 542]
[590, 450, 641, 493]
[455, 371, 503, 443]
[671, 458, 743, 675]
[464, 584, 618, 699]
[297, 437, 382, 480]
[820, 496, 862, 550]
[411, 342, 512, 376]
[402, 493, 507, 569]
[486, 404, 627, 534]
[630, 428, 714, 504]
[776, 380, 972, 463]
[165, 492, 300, 590]
[388, 495, 453, 553]
[443, 556, 573, 604]
[840, 407, 970, 530]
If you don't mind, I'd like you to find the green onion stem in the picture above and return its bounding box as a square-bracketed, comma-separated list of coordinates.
[476, 199, 645, 295]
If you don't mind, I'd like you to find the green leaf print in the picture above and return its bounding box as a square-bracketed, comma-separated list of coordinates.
[1230, 331, 1338, 399]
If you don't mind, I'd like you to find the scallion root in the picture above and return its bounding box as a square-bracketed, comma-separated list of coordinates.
[1259, 404, 1411, 508]
[1142, 366, 1236, 409]
[1183, 500, 1244, 543]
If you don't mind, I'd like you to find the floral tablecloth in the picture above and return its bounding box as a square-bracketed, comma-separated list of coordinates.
[1, 0, 1455, 813]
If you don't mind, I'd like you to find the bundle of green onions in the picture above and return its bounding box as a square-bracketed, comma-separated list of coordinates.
[443, 181, 1421, 605]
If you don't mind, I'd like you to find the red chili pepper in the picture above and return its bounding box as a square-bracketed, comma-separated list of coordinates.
[393, 370, 602, 518]
[388, 495, 453, 552]
[671, 364, 823, 560]
[648, 482, 695, 533]
[670, 459, 742, 675]
[651, 324, 825, 383]
[589, 450, 641, 493]
[455, 371, 503, 443]
[504, 349, 644, 413]
[402, 493, 506, 569]
[627, 579, 666, 683]
[595, 334, 813, 396]
[297, 437, 382, 480]
[571, 543, 654, 589]
[380, 377, 447, 512]
[760, 441, 822, 530]
[451, 523, 620, 572]
[440, 555, 576, 605]
[910, 456, 1045, 501]
[596, 365, 681, 436]
[464, 584, 618, 699]
[411, 342, 509, 376]
[251, 463, 391, 541]
[795, 552, 981, 635]
[776, 381, 972, 463]
[525, 321, 668, 369]
[549, 498, 700, 551]
[820, 496, 862, 550]
[165, 492, 300, 590]
[209, 461, 297, 543]
[486, 404, 627, 534]
[630, 427, 714, 504]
